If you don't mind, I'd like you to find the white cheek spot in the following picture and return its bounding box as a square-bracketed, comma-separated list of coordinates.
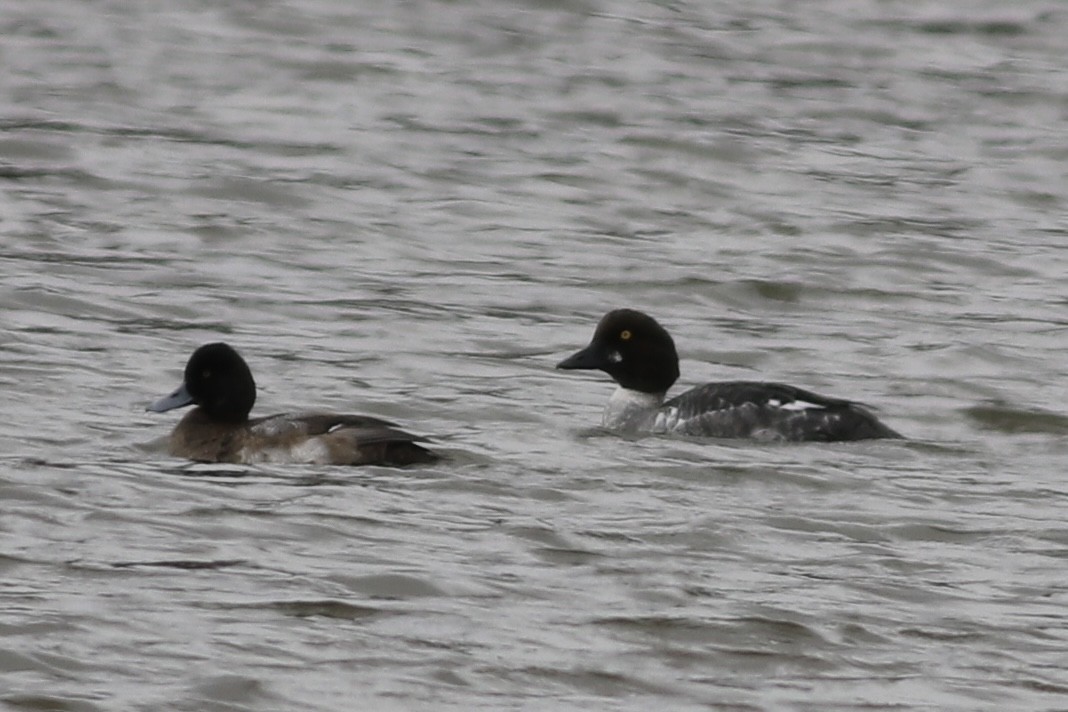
[767, 399, 781, 407]
[608, 351, 622, 364]
[779, 400, 825, 411]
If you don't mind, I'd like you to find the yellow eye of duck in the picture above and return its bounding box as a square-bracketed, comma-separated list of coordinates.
[620, 330, 632, 341]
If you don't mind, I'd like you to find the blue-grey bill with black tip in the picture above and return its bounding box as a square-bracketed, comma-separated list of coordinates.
[147, 382, 194, 412]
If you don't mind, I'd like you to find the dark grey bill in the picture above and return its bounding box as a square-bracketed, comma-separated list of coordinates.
[147, 382, 195, 412]
[556, 345, 607, 370]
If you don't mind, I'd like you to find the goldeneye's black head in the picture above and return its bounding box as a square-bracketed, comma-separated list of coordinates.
[556, 309, 680, 394]
[148, 342, 257, 422]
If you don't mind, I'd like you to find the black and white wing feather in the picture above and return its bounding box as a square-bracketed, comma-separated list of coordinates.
[659, 381, 900, 442]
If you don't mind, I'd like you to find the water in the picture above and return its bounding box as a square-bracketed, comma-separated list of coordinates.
[2, 0, 1068, 709]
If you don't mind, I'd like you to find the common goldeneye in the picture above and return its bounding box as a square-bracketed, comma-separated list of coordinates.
[148, 342, 438, 465]
[556, 309, 901, 442]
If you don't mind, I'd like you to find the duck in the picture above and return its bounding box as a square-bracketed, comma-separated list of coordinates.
[556, 309, 901, 442]
[148, 342, 438, 465]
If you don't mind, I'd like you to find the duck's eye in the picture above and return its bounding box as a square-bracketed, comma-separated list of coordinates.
[202, 370, 212, 379]
[620, 330, 632, 341]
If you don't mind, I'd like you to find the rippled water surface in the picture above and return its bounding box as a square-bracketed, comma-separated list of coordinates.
[3, 0, 1068, 709]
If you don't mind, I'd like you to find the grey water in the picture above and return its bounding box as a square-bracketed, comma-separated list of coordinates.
[2, 0, 1068, 709]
